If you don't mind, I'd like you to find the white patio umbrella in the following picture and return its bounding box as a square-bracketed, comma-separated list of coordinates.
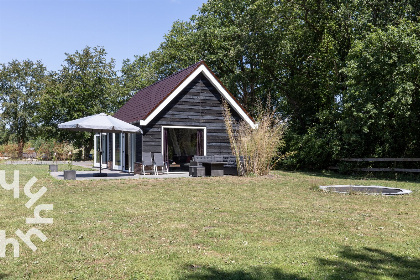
[58, 113, 142, 176]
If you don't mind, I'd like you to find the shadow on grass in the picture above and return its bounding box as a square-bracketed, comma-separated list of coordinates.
[180, 266, 308, 280]
[0, 274, 8, 279]
[298, 169, 420, 184]
[180, 247, 420, 280]
[318, 246, 420, 280]
[275, 168, 420, 187]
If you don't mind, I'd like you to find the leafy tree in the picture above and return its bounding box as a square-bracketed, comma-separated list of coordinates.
[59, 46, 119, 118]
[36, 71, 65, 140]
[196, 0, 282, 111]
[279, 0, 420, 168]
[0, 120, 9, 145]
[340, 21, 420, 158]
[150, 0, 285, 113]
[152, 20, 200, 79]
[0, 60, 46, 156]
[119, 54, 158, 102]
[45, 46, 119, 157]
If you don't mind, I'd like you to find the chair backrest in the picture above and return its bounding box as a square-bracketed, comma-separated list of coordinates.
[193, 156, 205, 163]
[226, 157, 236, 165]
[203, 156, 213, 161]
[142, 152, 153, 165]
[213, 155, 223, 162]
[153, 153, 165, 166]
[223, 155, 235, 162]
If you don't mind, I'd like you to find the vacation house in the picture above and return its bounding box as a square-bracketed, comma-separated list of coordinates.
[94, 61, 255, 172]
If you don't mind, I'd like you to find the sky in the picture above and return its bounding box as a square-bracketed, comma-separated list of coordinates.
[0, 0, 206, 72]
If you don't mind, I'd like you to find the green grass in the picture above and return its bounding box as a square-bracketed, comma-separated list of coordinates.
[0, 164, 419, 279]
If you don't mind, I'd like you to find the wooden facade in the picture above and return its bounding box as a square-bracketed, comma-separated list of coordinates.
[139, 73, 242, 160]
[100, 61, 254, 172]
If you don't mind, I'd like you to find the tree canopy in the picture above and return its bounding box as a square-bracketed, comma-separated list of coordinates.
[1, 0, 419, 167]
[0, 60, 46, 156]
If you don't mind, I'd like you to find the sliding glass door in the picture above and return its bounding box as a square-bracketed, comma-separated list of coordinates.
[113, 133, 122, 170]
[94, 133, 108, 168]
[162, 126, 206, 171]
[113, 133, 135, 172]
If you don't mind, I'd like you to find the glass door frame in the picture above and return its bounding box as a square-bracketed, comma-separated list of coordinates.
[113, 133, 122, 171]
[113, 132, 135, 172]
[161, 126, 206, 170]
[94, 133, 108, 168]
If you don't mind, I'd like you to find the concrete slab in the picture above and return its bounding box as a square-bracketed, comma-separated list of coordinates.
[3, 160, 191, 180]
[50, 170, 190, 180]
[4, 160, 94, 168]
[319, 185, 412, 195]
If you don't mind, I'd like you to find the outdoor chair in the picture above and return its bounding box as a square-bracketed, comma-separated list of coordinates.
[153, 153, 168, 174]
[142, 152, 155, 175]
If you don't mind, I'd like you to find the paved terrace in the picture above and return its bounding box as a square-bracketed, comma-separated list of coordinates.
[3, 160, 190, 180]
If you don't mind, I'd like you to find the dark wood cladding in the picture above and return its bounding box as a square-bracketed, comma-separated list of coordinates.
[108, 135, 113, 162]
[141, 73, 242, 156]
[135, 132, 143, 162]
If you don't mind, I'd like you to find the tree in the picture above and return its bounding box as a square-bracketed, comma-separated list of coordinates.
[60, 46, 119, 117]
[278, 0, 420, 168]
[36, 71, 64, 140]
[0, 60, 46, 156]
[119, 54, 158, 102]
[150, 0, 285, 113]
[54, 46, 119, 157]
[340, 21, 420, 158]
[151, 20, 200, 79]
[88, 0, 420, 169]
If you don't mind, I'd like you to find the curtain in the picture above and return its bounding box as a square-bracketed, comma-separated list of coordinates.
[197, 129, 204, 156]
[164, 128, 169, 165]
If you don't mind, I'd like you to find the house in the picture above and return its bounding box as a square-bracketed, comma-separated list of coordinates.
[93, 61, 255, 172]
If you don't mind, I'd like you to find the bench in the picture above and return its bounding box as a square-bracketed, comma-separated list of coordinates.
[189, 156, 212, 177]
[189, 155, 242, 177]
[336, 158, 420, 173]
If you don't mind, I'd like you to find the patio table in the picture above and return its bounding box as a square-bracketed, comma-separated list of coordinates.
[202, 161, 225, 177]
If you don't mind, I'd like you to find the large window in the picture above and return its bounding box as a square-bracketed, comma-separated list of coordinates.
[94, 133, 107, 167]
[114, 133, 121, 167]
[162, 126, 206, 170]
[95, 135, 101, 164]
[113, 133, 135, 172]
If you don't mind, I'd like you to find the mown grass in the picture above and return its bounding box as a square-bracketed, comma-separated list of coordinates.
[0, 164, 419, 279]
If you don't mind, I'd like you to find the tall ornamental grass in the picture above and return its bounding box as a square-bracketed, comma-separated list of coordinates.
[223, 100, 286, 176]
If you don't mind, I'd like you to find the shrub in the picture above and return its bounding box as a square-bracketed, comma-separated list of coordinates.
[0, 142, 19, 159]
[223, 100, 286, 176]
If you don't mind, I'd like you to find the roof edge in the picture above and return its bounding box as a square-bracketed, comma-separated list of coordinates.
[139, 61, 256, 129]
[140, 61, 205, 122]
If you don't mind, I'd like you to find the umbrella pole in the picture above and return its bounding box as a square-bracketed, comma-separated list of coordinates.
[99, 130, 102, 174]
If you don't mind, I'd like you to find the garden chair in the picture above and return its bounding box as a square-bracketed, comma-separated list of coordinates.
[153, 153, 168, 174]
[142, 152, 155, 175]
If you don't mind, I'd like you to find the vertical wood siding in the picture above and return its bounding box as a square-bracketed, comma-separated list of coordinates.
[141, 73, 242, 157]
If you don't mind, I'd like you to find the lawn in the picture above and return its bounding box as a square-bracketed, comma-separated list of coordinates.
[0, 163, 419, 279]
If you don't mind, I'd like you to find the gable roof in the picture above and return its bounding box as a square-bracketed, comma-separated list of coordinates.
[114, 61, 255, 128]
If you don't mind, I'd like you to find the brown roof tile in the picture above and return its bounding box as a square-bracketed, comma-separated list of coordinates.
[113, 61, 204, 123]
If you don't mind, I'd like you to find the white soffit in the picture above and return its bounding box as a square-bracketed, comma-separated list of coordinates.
[139, 64, 256, 129]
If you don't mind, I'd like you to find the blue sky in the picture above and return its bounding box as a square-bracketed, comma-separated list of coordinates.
[0, 0, 206, 72]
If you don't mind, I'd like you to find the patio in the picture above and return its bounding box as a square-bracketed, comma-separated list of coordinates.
[3, 160, 189, 180]
[50, 169, 190, 180]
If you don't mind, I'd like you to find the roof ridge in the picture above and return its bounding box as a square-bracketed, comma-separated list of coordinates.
[113, 61, 205, 123]
[138, 61, 204, 93]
